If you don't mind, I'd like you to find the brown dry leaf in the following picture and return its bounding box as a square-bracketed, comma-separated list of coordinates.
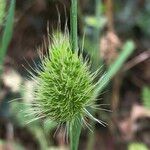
[100, 31, 121, 65]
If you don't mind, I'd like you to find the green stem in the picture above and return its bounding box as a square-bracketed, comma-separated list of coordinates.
[70, 2, 81, 149]
[95, 0, 103, 69]
[95, 0, 102, 43]
[70, 117, 82, 150]
[70, 0, 78, 51]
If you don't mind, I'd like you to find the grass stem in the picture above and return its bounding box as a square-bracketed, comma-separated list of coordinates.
[70, 0, 78, 51]
[70, 1, 81, 150]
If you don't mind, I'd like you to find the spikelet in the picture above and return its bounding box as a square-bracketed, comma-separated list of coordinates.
[30, 32, 106, 128]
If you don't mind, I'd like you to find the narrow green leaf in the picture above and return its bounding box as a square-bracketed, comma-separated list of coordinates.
[0, 0, 15, 73]
[87, 41, 135, 150]
[0, 0, 6, 25]
[94, 40, 135, 97]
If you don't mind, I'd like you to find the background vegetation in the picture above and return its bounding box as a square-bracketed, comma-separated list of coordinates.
[0, 0, 150, 150]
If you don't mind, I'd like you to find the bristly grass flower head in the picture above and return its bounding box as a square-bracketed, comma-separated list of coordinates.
[29, 31, 106, 130]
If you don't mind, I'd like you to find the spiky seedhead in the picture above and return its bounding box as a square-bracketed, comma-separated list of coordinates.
[33, 32, 97, 124]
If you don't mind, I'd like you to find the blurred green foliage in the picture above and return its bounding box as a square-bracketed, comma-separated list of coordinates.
[128, 142, 148, 150]
[0, 0, 6, 25]
[0, 139, 25, 150]
[11, 101, 57, 150]
[0, 0, 15, 74]
[137, 0, 150, 36]
[142, 86, 150, 109]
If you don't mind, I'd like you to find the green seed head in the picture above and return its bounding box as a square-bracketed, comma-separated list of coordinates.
[33, 32, 96, 124]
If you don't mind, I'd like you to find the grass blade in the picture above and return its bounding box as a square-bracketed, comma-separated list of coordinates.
[87, 40, 135, 150]
[94, 40, 135, 97]
[0, 0, 15, 73]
